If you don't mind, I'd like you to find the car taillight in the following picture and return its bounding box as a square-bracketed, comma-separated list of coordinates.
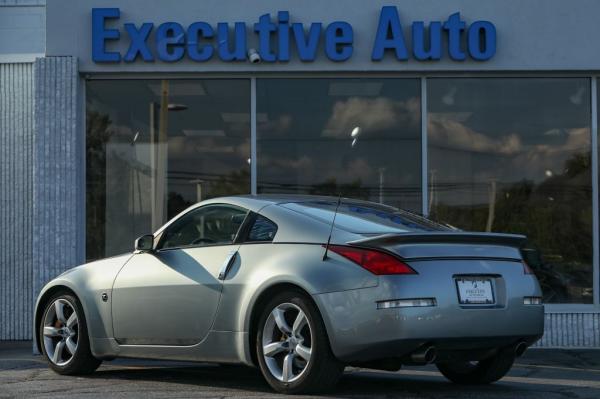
[522, 260, 535, 275]
[326, 245, 417, 275]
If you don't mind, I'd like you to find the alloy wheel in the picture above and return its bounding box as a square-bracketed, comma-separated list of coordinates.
[261, 302, 313, 383]
[42, 298, 79, 366]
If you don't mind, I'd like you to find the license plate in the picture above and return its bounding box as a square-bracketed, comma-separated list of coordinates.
[456, 278, 495, 304]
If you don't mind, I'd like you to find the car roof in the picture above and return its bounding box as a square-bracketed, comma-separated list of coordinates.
[153, 195, 332, 234]
[154, 194, 441, 240]
[154, 194, 408, 237]
[200, 194, 395, 212]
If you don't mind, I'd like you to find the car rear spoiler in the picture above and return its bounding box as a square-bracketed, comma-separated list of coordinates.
[347, 232, 528, 248]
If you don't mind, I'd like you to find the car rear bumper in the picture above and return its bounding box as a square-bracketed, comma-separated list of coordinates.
[313, 261, 545, 363]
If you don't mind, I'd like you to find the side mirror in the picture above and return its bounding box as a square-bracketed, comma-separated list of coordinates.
[134, 234, 154, 253]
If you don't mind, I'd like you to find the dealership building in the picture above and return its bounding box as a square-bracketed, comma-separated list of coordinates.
[1, 0, 599, 346]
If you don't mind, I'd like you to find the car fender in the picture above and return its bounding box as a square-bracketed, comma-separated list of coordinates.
[215, 243, 377, 332]
[33, 254, 133, 356]
[34, 275, 86, 353]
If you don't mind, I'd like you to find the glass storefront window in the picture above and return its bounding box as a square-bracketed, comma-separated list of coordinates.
[256, 78, 422, 212]
[86, 79, 250, 260]
[428, 78, 593, 303]
[85, 76, 597, 305]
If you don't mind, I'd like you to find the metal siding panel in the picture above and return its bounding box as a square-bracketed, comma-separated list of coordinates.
[2, 66, 6, 338]
[568, 313, 573, 346]
[535, 312, 600, 348]
[0, 1, 45, 5]
[0, 2, 45, 63]
[0, 63, 34, 340]
[592, 313, 600, 348]
[31, 57, 82, 334]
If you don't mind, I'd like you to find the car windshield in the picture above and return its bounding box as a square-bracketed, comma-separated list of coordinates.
[280, 200, 449, 234]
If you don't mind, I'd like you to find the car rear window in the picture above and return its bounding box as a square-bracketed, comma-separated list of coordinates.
[280, 200, 447, 233]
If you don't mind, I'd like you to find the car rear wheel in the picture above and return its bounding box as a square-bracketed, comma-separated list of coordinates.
[255, 291, 344, 394]
[39, 293, 101, 375]
[436, 349, 515, 385]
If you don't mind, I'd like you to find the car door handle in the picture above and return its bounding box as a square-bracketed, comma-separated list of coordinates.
[218, 250, 238, 280]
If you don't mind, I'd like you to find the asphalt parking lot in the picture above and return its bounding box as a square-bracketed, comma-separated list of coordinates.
[1, 342, 599, 399]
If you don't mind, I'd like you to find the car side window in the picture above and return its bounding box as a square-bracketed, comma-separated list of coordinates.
[158, 205, 247, 250]
[247, 215, 278, 242]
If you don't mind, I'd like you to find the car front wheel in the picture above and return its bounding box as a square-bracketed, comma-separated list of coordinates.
[436, 349, 515, 385]
[255, 290, 344, 394]
[39, 293, 101, 375]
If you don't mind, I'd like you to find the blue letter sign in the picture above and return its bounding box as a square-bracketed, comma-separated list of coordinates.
[92, 8, 121, 62]
[371, 6, 409, 61]
[123, 23, 154, 62]
[90, 7, 496, 64]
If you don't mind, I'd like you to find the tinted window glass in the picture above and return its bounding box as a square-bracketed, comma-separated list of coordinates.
[281, 201, 446, 233]
[247, 215, 278, 242]
[428, 78, 592, 304]
[159, 206, 247, 249]
[257, 78, 422, 212]
[86, 79, 250, 260]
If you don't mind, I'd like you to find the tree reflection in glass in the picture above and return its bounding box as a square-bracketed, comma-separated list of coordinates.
[428, 78, 592, 303]
[85, 80, 250, 260]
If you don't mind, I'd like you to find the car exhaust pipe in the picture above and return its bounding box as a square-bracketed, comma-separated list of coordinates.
[514, 341, 528, 358]
[410, 346, 437, 364]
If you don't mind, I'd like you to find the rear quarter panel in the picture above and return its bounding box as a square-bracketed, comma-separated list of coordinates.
[212, 243, 378, 333]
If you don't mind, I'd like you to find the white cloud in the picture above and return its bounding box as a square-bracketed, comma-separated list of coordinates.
[428, 113, 523, 155]
[324, 97, 420, 137]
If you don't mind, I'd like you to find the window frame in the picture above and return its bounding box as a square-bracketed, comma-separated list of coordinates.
[155, 203, 251, 252]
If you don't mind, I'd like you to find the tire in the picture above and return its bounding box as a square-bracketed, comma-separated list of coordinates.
[39, 292, 102, 375]
[436, 349, 515, 385]
[255, 290, 344, 394]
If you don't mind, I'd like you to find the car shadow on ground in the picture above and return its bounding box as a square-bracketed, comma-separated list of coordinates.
[4, 344, 599, 398]
[86, 363, 535, 397]
[91, 364, 273, 393]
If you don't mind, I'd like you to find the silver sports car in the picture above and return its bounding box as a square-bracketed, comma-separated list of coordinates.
[34, 195, 544, 394]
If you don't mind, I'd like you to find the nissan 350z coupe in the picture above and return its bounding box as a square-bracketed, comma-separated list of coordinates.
[34, 195, 544, 394]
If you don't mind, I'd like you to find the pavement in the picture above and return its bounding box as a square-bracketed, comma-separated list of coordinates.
[1, 341, 600, 398]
